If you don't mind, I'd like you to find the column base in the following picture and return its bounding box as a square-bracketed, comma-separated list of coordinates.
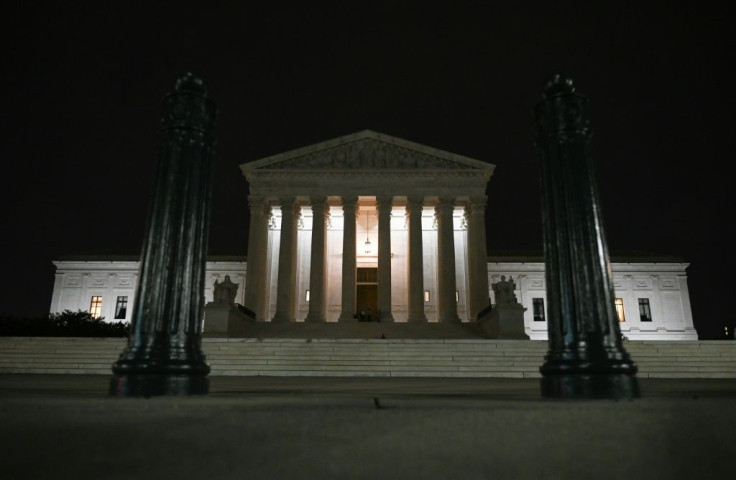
[338, 312, 358, 322]
[439, 315, 461, 324]
[378, 312, 394, 323]
[407, 314, 428, 323]
[540, 373, 640, 399]
[271, 314, 294, 324]
[304, 313, 326, 323]
[110, 374, 209, 397]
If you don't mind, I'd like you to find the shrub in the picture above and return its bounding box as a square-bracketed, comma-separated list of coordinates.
[0, 310, 129, 337]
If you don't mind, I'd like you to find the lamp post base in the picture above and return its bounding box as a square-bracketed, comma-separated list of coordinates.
[109, 374, 209, 397]
[541, 373, 639, 399]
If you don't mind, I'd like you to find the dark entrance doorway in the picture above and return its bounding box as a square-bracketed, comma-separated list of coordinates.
[356, 268, 378, 321]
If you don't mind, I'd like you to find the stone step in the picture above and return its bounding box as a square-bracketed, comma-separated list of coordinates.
[0, 337, 734, 378]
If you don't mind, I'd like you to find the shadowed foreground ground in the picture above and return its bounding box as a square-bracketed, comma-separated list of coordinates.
[1, 375, 734, 479]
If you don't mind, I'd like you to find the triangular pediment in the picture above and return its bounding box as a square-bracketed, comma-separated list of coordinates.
[241, 130, 494, 172]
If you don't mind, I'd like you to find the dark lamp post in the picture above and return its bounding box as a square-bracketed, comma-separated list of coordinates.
[110, 73, 216, 397]
[534, 75, 639, 399]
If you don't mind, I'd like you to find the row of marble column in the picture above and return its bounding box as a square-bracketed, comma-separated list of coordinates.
[243, 196, 490, 323]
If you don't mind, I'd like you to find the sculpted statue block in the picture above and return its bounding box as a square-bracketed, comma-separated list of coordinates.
[492, 275, 518, 305]
[213, 275, 238, 305]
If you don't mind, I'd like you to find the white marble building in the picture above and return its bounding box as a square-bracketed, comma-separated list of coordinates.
[49, 131, 697, 340]
[49, 255, 697, 340]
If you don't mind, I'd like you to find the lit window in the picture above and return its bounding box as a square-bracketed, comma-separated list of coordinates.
[455, 291, 460, 302]
[424, 291, 430, 302]
[114, 296, 128, 320]
[89, 296, 103, 319]
[533, 298, 545, 322]
[305, 290, 310, 302]
[638, 298, 652, 322]
[615, 298, 626, 322]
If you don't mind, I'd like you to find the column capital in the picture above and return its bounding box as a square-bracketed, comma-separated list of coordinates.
[407, 196, 424, 210]
[247, 194, 263, 205]
[341, 196, 358, 212]
[310, 197, 329, 217]
[279, 197, 300, 217]
[248, 195, 269, 215]
[468, 195, 487, 211]
[435, 197, 455, 215]
[376, 196, 393, 210]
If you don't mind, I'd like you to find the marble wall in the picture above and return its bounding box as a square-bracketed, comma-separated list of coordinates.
[50, 257, 696, 340]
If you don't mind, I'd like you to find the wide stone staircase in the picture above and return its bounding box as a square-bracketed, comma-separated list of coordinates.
[0, 337, 734, 378]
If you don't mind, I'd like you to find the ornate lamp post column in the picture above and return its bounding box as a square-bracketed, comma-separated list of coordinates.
[110, 73, 215, 397]
[534, 75, 639, 399]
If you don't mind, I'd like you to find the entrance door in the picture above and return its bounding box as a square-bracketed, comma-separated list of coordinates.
[356, 267, 378, 321]
[356, 285, 378, 321]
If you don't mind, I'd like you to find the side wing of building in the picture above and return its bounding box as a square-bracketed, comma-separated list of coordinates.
[50, 257, 696, 340]
[50, 258, 246, 323]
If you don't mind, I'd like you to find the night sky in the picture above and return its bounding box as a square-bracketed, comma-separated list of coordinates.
[1, 2, 733, 338]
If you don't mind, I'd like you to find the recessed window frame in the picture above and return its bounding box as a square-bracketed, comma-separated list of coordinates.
[114, 296, 128, 320]
[89, 296, 103, 319]
[532, 298, 546, 322]
[615, 298, 626, 322]
[638, 298, 652, 322]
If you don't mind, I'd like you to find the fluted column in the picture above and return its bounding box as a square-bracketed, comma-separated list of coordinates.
[338, 197, 358, 322]
[466, 196, 490, 320]
[244, 196, 270, 320]
[436, 198, 460, 323]
[406, 197, 427, 322]
[272, 198, 299, 323]
[377, 196, 395, 322]
[305, 197, 329, 323]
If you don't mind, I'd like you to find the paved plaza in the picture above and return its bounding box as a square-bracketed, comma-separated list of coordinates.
[1, 374, 735, 479]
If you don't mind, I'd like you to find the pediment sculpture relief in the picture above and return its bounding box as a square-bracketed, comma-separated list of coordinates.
[261, 139, 473, 170]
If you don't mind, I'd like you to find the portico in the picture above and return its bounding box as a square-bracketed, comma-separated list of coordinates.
[240, 130, 495, 324]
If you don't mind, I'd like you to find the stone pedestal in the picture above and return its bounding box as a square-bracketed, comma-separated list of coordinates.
[203, 303, 254, 337]
[479, 304, 529, 339]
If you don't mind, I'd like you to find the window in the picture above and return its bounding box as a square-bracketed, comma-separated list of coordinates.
[114, 296, 128, 319]
[615, 298, 626, 322]
[89, 296, 103, 319]
[638, 298, 652, 322]
[305, 290, 310, 302]
[357, 268, 377, 283]
[533, 298, 545, 322]
[424, 290, 430, 302]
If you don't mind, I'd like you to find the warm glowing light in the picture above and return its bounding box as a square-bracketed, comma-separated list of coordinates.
[89, 296, 103, 319]
[364, 211, 372, 254]
[615, 298, 625, 322]
[424, 291, 430, 302]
